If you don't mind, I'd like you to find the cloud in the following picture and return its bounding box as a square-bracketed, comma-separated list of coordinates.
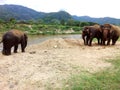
[0, 0, 6, 4]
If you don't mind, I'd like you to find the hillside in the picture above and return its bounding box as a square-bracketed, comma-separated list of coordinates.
[73, 15, 120, 25]
[0, 4, 72, 22]
[0, 4, 120, 24]
[0, 4, 45, 20]
[43, 11, 72, 22]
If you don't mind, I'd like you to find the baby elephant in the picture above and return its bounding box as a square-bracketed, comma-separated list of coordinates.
[1, 29, 28, 55]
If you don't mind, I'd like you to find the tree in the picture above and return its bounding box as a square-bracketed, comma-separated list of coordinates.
[66, 19, 75, 26]
[60, 19, 66, 25]
[51, 19, 60, 25]
[7, 18, 17, 29]
[0, 19, 4, 24]
[80, 22, 90, 27]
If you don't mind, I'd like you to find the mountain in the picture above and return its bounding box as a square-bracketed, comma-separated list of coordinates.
[43, 11, 72, 21]
[0, 4, 72, 21]
[0, 4, 45, 20]
[73, 15, 120, 25]
[0, 4, 120, 25]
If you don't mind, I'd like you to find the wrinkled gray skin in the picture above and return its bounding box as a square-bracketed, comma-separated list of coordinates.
[1, 30, 28, 55]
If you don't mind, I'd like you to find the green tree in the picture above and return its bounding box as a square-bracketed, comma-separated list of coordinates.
[80, 22, 90, 27]
[37, 19, 44, 24]
[51, 19, 60, 25]
[7, 18, 17, 29]
[66, 19, 75, 26]
[60, 19, 66, 25]
[0, 19, 4, 24]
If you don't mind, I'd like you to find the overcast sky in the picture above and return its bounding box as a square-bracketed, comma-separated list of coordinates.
[0, 0, 120, 18]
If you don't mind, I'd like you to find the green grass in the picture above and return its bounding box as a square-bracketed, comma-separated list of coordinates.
[0, 24, 82, 35]
[63, 57, 120, 90]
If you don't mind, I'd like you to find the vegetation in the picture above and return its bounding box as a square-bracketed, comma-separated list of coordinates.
[0, 17, 96, 35]
[63, 57, 120, 90]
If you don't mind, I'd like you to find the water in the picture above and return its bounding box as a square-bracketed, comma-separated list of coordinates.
[28, 34, 81, 45]
[0, 34, 81, 51]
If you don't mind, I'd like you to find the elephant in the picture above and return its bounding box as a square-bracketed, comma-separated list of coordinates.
[82, 24, 102, 46]
[82, 26, 90, 45]
[101, 24, 120, 45]
[1, 29, 28, 55]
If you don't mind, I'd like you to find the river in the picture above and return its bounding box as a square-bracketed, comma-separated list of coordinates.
[0, 34, 81, 51]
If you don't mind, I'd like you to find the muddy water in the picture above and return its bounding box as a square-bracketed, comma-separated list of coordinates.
[0, 34, 81, 51]
[28, 34, 81, 45]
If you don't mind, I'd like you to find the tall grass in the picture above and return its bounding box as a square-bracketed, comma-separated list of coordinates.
[63, 57, 120, 90]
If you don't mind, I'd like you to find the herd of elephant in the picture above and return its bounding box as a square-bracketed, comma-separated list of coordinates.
[82, 23, 120, 46]
[0, 23, 120, 56]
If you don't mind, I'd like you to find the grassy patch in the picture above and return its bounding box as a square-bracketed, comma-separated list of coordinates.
[0, 24, 82, 35]
[63, 57, 120, 90]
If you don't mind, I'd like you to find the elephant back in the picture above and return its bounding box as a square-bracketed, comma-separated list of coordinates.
[8, 29, 25, 39]
[110, 24, 120, 36]
[92, 24, 102, 32]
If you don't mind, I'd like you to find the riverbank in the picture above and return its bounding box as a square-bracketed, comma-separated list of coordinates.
[0, 38, 120, 90]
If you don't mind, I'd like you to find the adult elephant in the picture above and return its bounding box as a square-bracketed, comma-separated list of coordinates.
[101, 24, 120, 45]
[1, 29, 28, 55]
[82, 24, 102, 46]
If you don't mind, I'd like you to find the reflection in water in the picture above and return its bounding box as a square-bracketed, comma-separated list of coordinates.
[0, 34, 81, 51]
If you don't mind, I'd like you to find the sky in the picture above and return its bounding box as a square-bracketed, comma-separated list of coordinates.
[0, 0, 120, 19]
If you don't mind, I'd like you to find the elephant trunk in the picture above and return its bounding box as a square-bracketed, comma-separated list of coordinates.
[103, 29, 110, 41]
[102, 29, 110, 45]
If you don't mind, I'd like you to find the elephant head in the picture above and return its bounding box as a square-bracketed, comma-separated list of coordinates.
[82, 26, 90, 45]
[101, 24, 111, 45]
[2, 48, 11, 55]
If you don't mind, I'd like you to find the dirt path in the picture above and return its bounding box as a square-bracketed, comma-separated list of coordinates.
[0, 38, 120, 90]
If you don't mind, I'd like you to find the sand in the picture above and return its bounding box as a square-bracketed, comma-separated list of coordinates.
[0, 38, 120, 90]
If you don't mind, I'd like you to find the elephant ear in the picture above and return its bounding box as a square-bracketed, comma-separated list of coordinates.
[83, 26, 90, 34]
[100, 25, 104, 32]
[109, 24, 114, 33]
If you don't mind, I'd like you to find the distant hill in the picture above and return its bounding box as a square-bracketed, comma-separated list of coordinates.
[43, 11, 72, 21]
[0, 4, 45, 20]
[0, 4, 120, 25]
[72, 15, 120, 25]
[0, 4, 72, 22]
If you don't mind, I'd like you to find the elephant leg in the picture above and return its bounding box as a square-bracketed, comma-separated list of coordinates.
[88, 38, 93, 46]
[112, 36, 119, 45]
[86, 36, 90, 45]
[102, 40, 106, 45]
[82, 35, 86, 45]
[8, 48, 11, 55]
[83, 37, 86, 45]
[97, 38, 100, 45]
[100, 38, 103, 45]
[21, 41, 26, 52]
[107, 39, 111, 45]
[14, 45, 18, 53]
[83, 36, 88, 45]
